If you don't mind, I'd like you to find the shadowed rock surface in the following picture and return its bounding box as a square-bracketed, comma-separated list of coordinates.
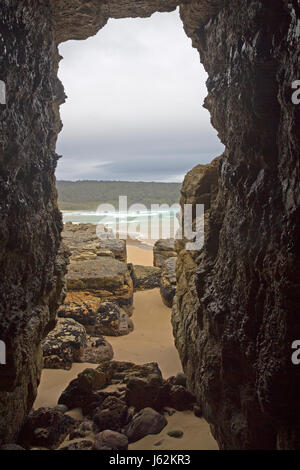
[1, 0, 299, 450]
[125, 407, 167, 443]
[128, 264, 162, 291]
[160, 257, 177, 308]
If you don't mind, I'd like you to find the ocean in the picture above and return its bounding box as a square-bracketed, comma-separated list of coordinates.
[62, 207, 181, 245]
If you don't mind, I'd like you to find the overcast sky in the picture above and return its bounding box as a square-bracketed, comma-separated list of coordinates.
[56, 8, 223, 182]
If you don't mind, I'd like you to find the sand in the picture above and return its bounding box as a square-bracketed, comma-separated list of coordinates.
[35, 289, 181, 408]
[127, 243, 154, 266]
[34, 243, 218, 450]
[129, 411, 218, 451]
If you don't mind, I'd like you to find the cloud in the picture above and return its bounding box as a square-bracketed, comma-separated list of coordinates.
[56, 9, 224, 182]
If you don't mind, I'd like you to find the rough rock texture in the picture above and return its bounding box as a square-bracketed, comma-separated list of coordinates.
[153, 238, 177, 267]
[42, 318, 87, 369]
[58, 295, 133, 336]
[0, 1, 69, 444]
[1, 0, 299, 451]
[66, 257, 134, 312]
[172, 0, 300, 450]
[160, 257, 177, 308]
[96, 301, 133, 336]
[18, 407, 76, 450]
[128, 263, 161, 291]
[62, 223, 127, 262]
[42, 318, 113, 369]
[93, 430, 128, 450]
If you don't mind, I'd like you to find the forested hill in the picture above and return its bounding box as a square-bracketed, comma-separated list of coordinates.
[57, 180, 181, 210]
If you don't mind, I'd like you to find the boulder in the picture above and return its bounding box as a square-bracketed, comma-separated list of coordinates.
[153, 239, 177, 268]
[125, 377, 169, 412]
[96, 302, 133, 336]
[58, 361, 163, 412]
[160, 257, 177, 308]
[42, 318, 86, 370]
[80, 334, 114, 363]
[92, 396, 128, 433]
[57, 293, 102, 332]
[58, 368, 111, 410]
[66, 257, 133, 313]
[168, 385, 195, 411]
[125, 408, 167, 443]
[58, 294, 133, 336]
[128, 264, 161, 291]
[42, 318, 113, 369]
[93, 430, 128, 450]
[18, 408, 76, 450]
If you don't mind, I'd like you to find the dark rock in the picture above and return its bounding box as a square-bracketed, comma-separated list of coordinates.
[0, 444, 25, 451]
[96, 361, 163, 386]
[168, 385, 195, 411]
[2, 0, 299, 452]
[193, 404, 202, 418]
[96, 302, 133, 336]
[93, 396, 128, 433]
[167, 430, 183, 438]
[18, 408, 76, 450]
[125, 377, 169, 412]
[42, 318, 113, 369]
[59, 439, 94, 450]
[93, 430, 128, 450]
[42, 318, 86, 370]
[129, 264, 161, 291]
[160, 257, 177, 308]
[58, 368, 108, 410]
[125, 408, 167, 443]
[173, 372, 187, 387]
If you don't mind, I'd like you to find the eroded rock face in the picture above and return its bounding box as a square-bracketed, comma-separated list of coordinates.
[0, 0, 68, 444]
[160, 257, 177, 308]
[1, 0, 299, 451]
[173, 0, 300, 450]
[62, 223, 127, 262]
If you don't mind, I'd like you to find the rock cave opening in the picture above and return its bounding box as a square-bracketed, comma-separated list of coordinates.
[0, 0, 299, 451]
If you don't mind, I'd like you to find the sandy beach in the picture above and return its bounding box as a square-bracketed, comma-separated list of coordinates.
[34, 243, 218, 450]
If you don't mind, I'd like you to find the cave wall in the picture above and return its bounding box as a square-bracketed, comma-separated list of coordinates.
[173, 0, 300, 450]
[0, 0, 299, 449]
[0, 0, 68, 444]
